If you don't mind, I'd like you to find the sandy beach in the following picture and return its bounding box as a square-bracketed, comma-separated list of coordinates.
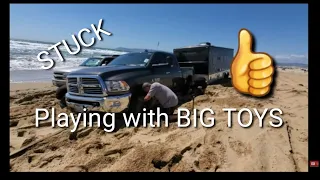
[9, 67, 308, 172]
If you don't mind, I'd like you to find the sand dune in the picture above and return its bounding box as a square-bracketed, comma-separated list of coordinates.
[9, 68, 308, 172]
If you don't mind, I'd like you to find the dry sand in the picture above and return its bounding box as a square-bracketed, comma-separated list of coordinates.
[9, 67, 308, 172]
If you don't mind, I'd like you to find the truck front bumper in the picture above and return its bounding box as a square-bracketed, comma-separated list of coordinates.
[52, 79, 66, 87]
[65, 93, 131, 113]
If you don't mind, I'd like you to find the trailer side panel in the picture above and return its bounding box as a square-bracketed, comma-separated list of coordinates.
[208, 47, 234, 80]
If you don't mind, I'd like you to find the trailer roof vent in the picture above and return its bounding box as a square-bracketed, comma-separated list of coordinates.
[199, 42, 211, 46]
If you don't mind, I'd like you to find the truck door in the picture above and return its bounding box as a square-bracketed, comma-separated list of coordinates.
[166, 53, 183, 89]
[149, 52, 172, 86]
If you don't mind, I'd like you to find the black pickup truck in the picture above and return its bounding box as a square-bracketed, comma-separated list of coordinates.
[65, 51, 200, 114]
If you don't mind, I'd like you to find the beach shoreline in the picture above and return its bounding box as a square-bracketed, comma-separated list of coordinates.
[10, 69, 54, 83]
[10, 82, 54, 93]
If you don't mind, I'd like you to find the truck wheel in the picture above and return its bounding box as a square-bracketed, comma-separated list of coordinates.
[128, 96, 145, 114]
[183, 76, 193, 95]
[56, 85, 67, 100]
[223, 72, 229, 79]
[126, 96, 145, 127]
[193, 77, 207, 95]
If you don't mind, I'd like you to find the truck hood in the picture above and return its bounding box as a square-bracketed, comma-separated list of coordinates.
[54, 66, 88, 73]
[69, 65, 148, 78]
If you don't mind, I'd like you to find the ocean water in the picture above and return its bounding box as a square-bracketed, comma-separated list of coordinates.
[10, 39, 127, 83]
[10, 39, 307, 83]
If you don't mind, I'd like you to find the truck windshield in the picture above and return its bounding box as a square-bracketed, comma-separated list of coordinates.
[79, 58, 102, 67]
[107, 52, 153, 66]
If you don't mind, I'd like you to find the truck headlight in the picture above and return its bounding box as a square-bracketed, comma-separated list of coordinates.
[105, 81, 130, 92]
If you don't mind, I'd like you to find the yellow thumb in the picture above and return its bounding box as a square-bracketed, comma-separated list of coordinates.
[237, 29, 254, 55]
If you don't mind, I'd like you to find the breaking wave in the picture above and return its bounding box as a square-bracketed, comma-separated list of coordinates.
[10, 39, 127, 71]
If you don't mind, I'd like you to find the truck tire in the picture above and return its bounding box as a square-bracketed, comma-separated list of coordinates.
[128, 96, 145, 115]
[223, 72, 229, 79]
[172, 78, 186, 94]
[193, 77, 207, 95]
[182, 76, 193, 95]
[56, 85, 67, 100]
[125, 95, 145, 127]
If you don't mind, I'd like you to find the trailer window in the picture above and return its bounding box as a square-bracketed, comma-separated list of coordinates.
[174, 48, 209, 62]
[174, 48, 209, 75]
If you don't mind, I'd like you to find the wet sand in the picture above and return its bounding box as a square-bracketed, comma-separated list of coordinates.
[10, 69, 54, 83]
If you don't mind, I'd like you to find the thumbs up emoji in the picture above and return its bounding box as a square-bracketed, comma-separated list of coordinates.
[231, 29, 274, 97]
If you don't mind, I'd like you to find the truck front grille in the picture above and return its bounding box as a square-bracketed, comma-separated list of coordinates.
[69, 86, 79, 93]
[68, 77, 77, 84]
[67, 77, 103, 96]
[81, 78, 99, 84]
